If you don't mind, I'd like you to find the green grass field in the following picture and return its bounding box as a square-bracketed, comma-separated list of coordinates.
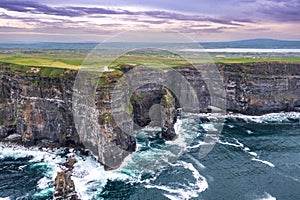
[0, 53, 82, 69]
[0, 50, 299, 75]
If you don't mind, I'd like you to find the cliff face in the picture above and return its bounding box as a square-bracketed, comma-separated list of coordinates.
[0, 65, 79, 146]
[1, 62, 300, 162]
[218, 62, 300, 115]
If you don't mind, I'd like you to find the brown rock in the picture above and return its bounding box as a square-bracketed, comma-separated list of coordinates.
[54, 171, 79, 200]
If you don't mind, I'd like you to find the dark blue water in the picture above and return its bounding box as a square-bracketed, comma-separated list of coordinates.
[1, 112, 300, 200]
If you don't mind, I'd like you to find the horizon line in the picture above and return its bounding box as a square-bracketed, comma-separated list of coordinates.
[0, 38, 300, 44]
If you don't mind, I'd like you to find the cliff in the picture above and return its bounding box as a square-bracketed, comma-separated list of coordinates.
[0, 64, 79, 147]
[218, 62, 300, 114]
[1, 61, 300, 162]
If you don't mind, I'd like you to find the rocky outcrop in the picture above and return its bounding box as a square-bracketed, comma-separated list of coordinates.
[54, 171, 78, 200]
[54, 156, 79, 200]
[160, 88, 177, 140]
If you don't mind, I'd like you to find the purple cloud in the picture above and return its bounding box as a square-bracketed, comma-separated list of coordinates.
[178, 26, 233, 34]
[0, 0, 84, 17]
[71, 7, 132, 15]
[0, 0, 132, 17]
[258, 0, 300, 22]
[0, 0, 252, 26]
[140, 11, 248, 26]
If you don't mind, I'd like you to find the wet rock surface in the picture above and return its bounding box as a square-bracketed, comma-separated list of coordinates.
[54, 156, 79, 200]
[54, 172, 78, 200]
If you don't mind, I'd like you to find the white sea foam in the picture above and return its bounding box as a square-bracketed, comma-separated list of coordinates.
[228, 112, 300, 124]
[186, 141, 207, 149]
[0, 198, 11, 200]
[71, 155, 130, 200]
[188, 111, 300, 124]
[244, 147, 250, 151]
[201, 124, 219, 132]
[145, 161, 208, 200]
[170, 119, 189, 148]
[37, 177, 52, 190]
[256, 192, 277, 200]
[218, 138, 244, 148]
[252, 158, 275, 168]
[249, 152, 258, 157]
[0, 142, 64, 198]
[18, 165, 27, 170]
[186, 154, 206, 169]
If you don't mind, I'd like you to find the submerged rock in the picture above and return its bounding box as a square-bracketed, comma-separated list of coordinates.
[63, 156, 77, 171]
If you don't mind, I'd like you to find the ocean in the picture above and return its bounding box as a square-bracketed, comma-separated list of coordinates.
[0, 112, 300, 200]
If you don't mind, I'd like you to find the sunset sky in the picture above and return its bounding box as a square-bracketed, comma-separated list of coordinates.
[0, 0, 299, 42]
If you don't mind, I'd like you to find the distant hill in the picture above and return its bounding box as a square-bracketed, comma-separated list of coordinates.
[0, 39, 299, 49]
[200, 39, 300, 49]
[0, 42, 98, 50]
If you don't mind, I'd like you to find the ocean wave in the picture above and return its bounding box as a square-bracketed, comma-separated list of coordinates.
[0, 142, 64, 198]
[68, 117, 207, 199]
[218, 138, 244, 148]
[185, 111, 300, 124]
[71, 154, 130, 199]
[217, 137, 275, 168]
[145, 161, 208, 200]
[227, 112, 300, 124]
[1, 111, 292, 199]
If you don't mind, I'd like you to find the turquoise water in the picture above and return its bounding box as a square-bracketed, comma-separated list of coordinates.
[0, 112, 300, 200]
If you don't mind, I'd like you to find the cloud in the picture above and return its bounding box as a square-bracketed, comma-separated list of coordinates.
[0, 0, 252, 26]
[0, 0, 85, 17]
[139, 10, 249, 26]
[247, 27, 270, 32]
[0, 0, 133, 17]
[258, 0, 300, 22]
[176, 26, 234, 34]
[0, 0, 299, 42]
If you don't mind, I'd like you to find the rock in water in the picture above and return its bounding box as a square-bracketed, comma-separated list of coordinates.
[54, 171, 79, 200]
[162, 124, 177, 140]
[63, 156, 77, 171]
[160, 88, 177, 141]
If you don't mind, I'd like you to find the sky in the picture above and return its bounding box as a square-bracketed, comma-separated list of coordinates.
[0, 0, 299, 42]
